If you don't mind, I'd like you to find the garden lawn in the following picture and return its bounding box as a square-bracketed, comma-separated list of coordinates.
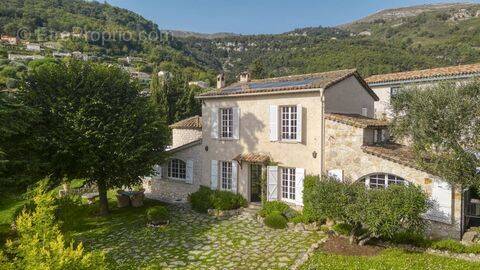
[301, 248, 480, 270]
[0, 193, 25, 247]
[71, 199, 325, 269]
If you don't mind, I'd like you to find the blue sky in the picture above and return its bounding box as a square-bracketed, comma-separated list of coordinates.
[107, 0, 479, 34]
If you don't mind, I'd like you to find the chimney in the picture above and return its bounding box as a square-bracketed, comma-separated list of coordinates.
[217, 73, 225, 89]
[239, 71, 251, 83]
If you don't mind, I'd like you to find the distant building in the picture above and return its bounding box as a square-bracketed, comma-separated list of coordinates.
[52, 52, 72, 58]
[158, 71, 173, 80]
[130, 71, 151, 83]
[8, 54, 45, 61]
[1, 35, 19, 45]
[26, 43, 41, 52]
[60, 32, 71, 39]
[188, 81, 210, 89]
[358, 31, 372, 36]
[72, 51, 89, 61]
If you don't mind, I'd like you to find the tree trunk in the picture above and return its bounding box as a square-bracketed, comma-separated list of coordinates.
[98, 179, 109, 215]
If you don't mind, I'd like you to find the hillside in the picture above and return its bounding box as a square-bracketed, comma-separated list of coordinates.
[177, 2, 480, 80]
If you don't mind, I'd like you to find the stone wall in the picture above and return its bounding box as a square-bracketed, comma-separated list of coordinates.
[143, 143, 202, 202]
[325, 119, 462, 239]
[171, 128, 202, 148]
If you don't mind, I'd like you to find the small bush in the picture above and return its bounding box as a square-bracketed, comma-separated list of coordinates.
[388, 231, 432, 248]
[146, 206, 169, 225]
[188, 186, 214, 213]
[264, 211, 287, 229]
[332, 223, 353, 236]
[259, 201, 291, 217]
[211, 190, 247, 211]
[189, 186, 247, 213]
[431, 239, 466, 253]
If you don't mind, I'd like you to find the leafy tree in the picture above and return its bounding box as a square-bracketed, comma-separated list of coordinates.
[249, 59, 266, 79]
[391, 81, 480, 189]
[20, 60, 169, 214]
[0, 90, 38, 192]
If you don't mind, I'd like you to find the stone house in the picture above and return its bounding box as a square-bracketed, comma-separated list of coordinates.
[144, 69, 466, 239]
[365, 63, 480, 119]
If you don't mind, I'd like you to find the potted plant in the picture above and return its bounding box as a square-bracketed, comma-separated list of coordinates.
[146, 206, 170, 227]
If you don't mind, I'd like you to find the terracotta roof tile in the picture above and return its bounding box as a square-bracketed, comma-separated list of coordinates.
[169, 115, 202, 129]
[365, 63, 480, 84]
[362, 144, 427, 172]
[234, 153, 270, 164]
[325, 113, 389, 128]
[197, 69, 378, 100]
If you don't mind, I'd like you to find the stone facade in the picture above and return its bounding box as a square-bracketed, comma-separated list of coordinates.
[171, 128, 202, 148]
[325, 119, 462, 239]
[143, 141, 203, 203]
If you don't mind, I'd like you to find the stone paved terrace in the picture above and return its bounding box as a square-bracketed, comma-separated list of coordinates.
[74, 203, 325, 269]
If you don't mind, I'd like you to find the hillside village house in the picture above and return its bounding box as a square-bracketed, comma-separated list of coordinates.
[365, 63, 480, 119]
[143, 68, 473, 239]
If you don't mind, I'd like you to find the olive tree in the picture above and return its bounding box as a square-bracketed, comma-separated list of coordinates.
[391, 81, 480, 189]
[20, 60, 168, 214]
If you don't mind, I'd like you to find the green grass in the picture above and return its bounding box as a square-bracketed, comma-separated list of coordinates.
[0, 193, 26, 246]
[301, 248, 480, 270]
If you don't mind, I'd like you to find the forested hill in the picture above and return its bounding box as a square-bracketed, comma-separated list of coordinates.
[0, 0, 211, 71]
[3, 1, 480, 82]
[178, 3, 480, 80]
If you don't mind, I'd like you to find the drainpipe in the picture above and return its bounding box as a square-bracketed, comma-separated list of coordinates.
[320, 88, 326, 174]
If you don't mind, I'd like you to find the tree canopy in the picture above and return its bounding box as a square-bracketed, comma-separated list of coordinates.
[19, 60, 169, 214]
[391, 81, 480, 188]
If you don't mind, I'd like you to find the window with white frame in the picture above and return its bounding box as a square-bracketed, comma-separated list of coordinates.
[358, 173, 407, 189]
[373, 129, 386, 144]
[221, 161, 233, 190]
[281, 168, 296, 201]
[280, 106, 297, 140]
[168, 159, 186, 179]
[220, 108, 233, 138]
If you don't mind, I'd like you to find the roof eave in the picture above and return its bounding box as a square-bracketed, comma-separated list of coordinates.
[196, 88, 323, 99]
[367, 73, 480, 87]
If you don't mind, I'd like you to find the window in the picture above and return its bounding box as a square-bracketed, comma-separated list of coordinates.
[359, 173, 407, 189]
[373, 129, 386, 144]
[220, 108, 233, 138]
[168, 159, 186, 179]
[280, 106, 297, 140]
[221, 161, 233, 190]
[390, 87, 404, 99]
[281, 168, 296, 201]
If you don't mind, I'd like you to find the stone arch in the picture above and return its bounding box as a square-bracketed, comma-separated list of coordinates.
[356, 172, 409, 189]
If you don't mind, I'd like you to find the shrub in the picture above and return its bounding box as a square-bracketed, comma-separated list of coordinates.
[56, 195, 88, 232]
[302, 174, 429, 245]
[146, 206, 169, 225]
[431, 239, 466, 253]
[210, 190, 247, 211]
[332, 223, 353, 236]
[264, 211, 287, 229]
[259, 201, 290, 217]
[3, 181, 106, 269]
[188, 186, 214, 213]
[188, 186, 247, 213]
[388, 231, 432, 248]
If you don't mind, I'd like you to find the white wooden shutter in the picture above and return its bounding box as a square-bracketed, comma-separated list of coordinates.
[362, 107, 368, 117]
[211, 108, 219, 139]
[231, 161, 238, 193]
[296, 105, 303, 143]
[267, 166, 278, 201]
[374, 130, 379, 143]
[233, 107, 240, 140]
[428, 179, 452, 223]
[269, 105, 279, 141]
[185, 160, 193, 184]
[211, 160, 218, 190]
[327, 169, 343, 182]
[381, 129, 386, 142]
[153, 164, 162, 180]
[295, 168, 305, 205]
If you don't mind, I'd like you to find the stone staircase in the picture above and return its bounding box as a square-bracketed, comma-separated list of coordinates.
[240, 202, 262, 219]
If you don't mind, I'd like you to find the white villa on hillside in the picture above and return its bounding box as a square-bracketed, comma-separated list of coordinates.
[143, 69, 470, 239]
[366, 63, 480, 119]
